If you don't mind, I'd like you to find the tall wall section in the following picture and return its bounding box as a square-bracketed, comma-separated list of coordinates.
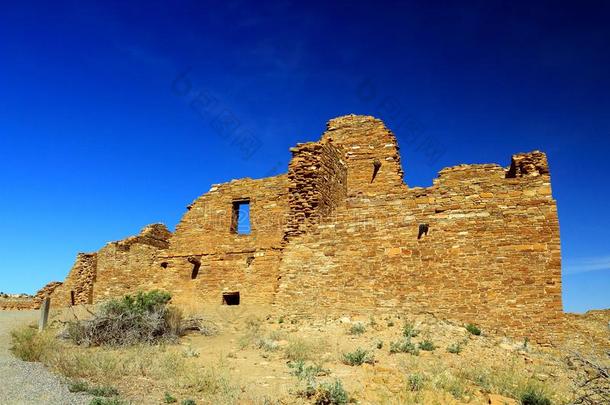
[51, 253, 98, 306]
[160, 175, 290, 307]
[276, 147, 563, 344]
[321, 115, 406, 196]
[284, 140, 347, 239]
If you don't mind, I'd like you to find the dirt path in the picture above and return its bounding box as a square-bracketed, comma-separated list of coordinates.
[0, 310, 91, 405]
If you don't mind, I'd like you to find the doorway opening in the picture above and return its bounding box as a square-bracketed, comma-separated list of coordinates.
[70, 291, 75, 306]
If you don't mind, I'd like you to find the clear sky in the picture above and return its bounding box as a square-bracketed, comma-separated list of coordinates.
[1, 1, 608, 313]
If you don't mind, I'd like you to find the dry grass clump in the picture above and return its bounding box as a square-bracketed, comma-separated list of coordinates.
[238, 316, 282, 352]
[284, 337, 326, 363]
[10, 325, 58, 362]
[11, 328, 239, 403]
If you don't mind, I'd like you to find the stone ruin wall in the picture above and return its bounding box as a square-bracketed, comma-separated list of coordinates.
[91, 224, 172, 303]
[321, 115, 406, 197]
[0, 281, 63, 310]
[47, 224, 171, 306]
[285, 140, 347, 239]
[16, 114, 563, 344]
[158, 175, 290, 308]
[275, 122, 562, 344]
[51, 253, 97, 307]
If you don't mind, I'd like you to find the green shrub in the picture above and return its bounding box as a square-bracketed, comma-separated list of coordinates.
[88, 386, 119, 397]
[465, 323, 481, 336]
[181, 400, 196, 405]
[408, 373, 426, 391]
[402, 322, 420, 338]
[69, 381, 118, 397]
[89, 399, 126, 405]
[164, 392, 177, 403]
[102, 290, 171, 314]
[288, 360, 326, 381]
[447, 342, 463, 354]
[69, 381, 89, 393]
[520, 385, 551, 405]
[314, 379, 349, 405]
[348, 323, 366, 335]
[341, 348, 374, 366]
[64, 290, 181, 346]
[389, 339, 419, 355]
[418, 339, 436, 351]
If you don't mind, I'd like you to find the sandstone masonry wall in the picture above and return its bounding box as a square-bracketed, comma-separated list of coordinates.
[31, 114, 564, 344]
[160, 175, 290, 307]
[51, 253, 98, 306]
[276, 152, 562, 344]
[91, 224, 171, 303]
[321, 115, 406, 196]
[285, 141, 347, 239]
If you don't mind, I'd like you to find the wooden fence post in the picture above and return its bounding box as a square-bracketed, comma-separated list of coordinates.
[38, 297, 50, 332]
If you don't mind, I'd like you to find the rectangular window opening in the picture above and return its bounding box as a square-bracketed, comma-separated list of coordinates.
[222, 291, 240, 305]
[70, 291, 75, 306]
[231, 199, 251, 235]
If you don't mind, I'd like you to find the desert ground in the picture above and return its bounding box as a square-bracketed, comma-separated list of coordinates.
[2, 300, 608, 405]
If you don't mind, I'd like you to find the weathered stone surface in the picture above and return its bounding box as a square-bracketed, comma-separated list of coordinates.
[18, 114, 564, 345]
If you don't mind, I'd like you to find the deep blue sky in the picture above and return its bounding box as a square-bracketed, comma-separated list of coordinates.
[1, 1, 608, 312]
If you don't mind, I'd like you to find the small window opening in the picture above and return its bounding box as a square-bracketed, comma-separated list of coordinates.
[70, 291, 75, 306]
[231, 199, 251, 235]
[160, 261, 168, 269]
[371, 159, 382, 183]
[222, 291, 240, 305]
[246, 256, 254, 267]
[188, 257, 201, 279]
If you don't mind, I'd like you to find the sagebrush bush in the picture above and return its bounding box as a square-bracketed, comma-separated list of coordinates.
[408, 373, 426, 391]
[69, 381, 118, 397]
[102, 290, 171, 314]
[418, 339, 436, 351]
[89, 398, 126, 405]
[288, 360, 326, 381]
[88, 386, 120, 397]
[314, 379, 349, 405]
[402, 322, 420, 338]
[348, 323, 366, 335]
[389, 339, 419, 355]
[64, 290, 181, 346]
[163, 392, 177, 403]
[341, 348, 374, 366]
[520, 385, 551, 405]
[447, 342, 463, 354]
[465, 323, 481, 336]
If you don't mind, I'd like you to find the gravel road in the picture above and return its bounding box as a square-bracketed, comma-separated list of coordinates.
[0, 310, 91, 405]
